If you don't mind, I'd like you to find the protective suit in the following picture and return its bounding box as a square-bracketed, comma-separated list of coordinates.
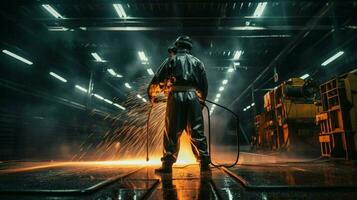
[148, 36, 210, 172]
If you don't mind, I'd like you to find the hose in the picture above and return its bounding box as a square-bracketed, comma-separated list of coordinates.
[146, 97, 241, 168]
[201, 99, 241, 168]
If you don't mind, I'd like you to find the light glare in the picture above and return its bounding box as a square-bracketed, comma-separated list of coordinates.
[91, 53, 105, 62]
[113, 4, 127, 18]
[125, 83, 132, 89]
[233, 50, 242, 60]
[321, 51, 344, 66]
[114, 103, 126, 110]
[75, 85, 87, 93]
[300, 74, 310, 80]
[253, 2, 267, 17]
[2, 50, 33, 65]
[93, 94, 104, 100]
[42, 4, 64, 19]
[49, 72, 67, 82]
[147, 68, 154, 75]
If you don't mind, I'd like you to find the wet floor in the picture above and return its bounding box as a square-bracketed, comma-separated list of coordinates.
[0, 154, 357, 199]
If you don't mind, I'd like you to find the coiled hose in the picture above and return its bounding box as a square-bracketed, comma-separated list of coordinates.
[146, 98, 241, 168]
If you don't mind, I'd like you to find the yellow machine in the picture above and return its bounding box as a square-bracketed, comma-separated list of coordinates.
[255, 78, 321, 151]
[317, 71, 357, 159]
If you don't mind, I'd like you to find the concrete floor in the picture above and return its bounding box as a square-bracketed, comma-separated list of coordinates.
[0, 153, 357, 200]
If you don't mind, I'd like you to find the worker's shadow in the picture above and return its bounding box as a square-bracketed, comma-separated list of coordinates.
[158, 170, 214, 200]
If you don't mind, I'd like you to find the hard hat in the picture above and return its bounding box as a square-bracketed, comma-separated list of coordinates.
[174, 35, 193, 50]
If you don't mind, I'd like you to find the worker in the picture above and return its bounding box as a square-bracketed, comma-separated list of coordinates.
[147, 35, 210, 173]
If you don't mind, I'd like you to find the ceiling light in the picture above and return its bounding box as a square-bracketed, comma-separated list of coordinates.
[147, 68, 154, 76]
[107, 69, 116, 76]
[222, 80, 228, 85]
[107, 68, 123, 78]
[75, 85, 87, 93]
[42, 4, 64, 19]
[300, 74, 310, 80]
[321, 51, 344, 66]
[253, 2, 267, 17]
[124, 83, 132, 89]
[137, 94, 142, 99]
[114, 103, 126, 110]
[93, 93, 104, 100]
[2, 50, 33, 65]
[251, 102, 255, 106]
[233, 62, 240, 66]
[228, 68, 234, 73]
[214, 98, 219, 102]
[243, 108, 247, 111]
[48, 27, 68, 31]
[246, 105, 251, 110]
[91, 52, 105, 62]
[104, 99, 113, 104]
[219, 86, 224, 91]
[142, 98, 147, 103]
[216, 93, 221, 98]
[233, 50, 242, 60]
[113, 4, 127, 18]
[49, 72, 67, 82]
[138, 51, 148, 62]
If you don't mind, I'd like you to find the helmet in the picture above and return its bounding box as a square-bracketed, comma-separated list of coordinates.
[174, 35, 193, 50]
[168, 46, 177, 53]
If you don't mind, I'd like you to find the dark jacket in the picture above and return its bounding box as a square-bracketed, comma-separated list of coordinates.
[148, 49, 208, 100]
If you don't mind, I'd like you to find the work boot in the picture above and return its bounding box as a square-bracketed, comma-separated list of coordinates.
[155, 162, 173, 173]
[200, 162, 211, 172]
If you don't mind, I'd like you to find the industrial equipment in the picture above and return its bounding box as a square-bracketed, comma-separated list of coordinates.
[317, 71, 357, 159]
[254, 78, 321, 151]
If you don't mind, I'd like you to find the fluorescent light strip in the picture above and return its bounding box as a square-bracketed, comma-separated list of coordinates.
[114, 103, 126, 110]
[321, 51, 344, 66]
[222, 80, 228, 85]
[214, 98, 219, 102]
[142, 98, 147, 103]
[75, 85, 87, 93]
[137, 94, 142, 99]
[113, 4, 127, 18]
[49, 72, 67, 82]
[107, 68, 123, 78]
[42, 4, 64, 19]
[253, 2, 267, 17]
[2, 50, 33, 65]
[48, 27, 68, 31]
[93, 93, 104, 100]
[104, 99, 113, 104]
[233, 50, 242, 60]
[107, 68, 116, 76]
[228, 68, 234, 73]
[219, 86, 224, 91]
[216, 93, 221, 98]
[125, 83, 132, 89]
[91, 52, 105, 62]
[300, 73, 310, 80]
[147, 68, 154, 75]
[138, 51, 148, 61]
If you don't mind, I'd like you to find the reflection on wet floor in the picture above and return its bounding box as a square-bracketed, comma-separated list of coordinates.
[0, 154, 357, 200]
